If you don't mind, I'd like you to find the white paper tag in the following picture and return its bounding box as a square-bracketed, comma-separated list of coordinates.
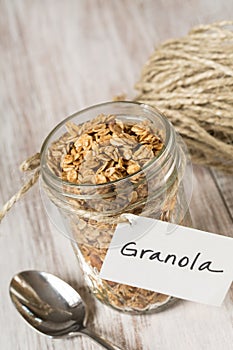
[100, 214, 233, 306]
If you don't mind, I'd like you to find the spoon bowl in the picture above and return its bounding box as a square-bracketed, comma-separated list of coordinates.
[9, 270, 121, 350]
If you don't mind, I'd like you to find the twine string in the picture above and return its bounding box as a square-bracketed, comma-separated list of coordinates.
[135, 20, 233, 172]
[0, 151, 130, 226]
[0, 153, 41, 223]
[0, 153, 132, 225]
[0, 149, 176, 225]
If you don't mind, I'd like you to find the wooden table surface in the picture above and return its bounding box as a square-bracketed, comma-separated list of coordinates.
[0, 1, 232, 349]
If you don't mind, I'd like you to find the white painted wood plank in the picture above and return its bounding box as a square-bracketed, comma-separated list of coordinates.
[211, 170, 233, 221]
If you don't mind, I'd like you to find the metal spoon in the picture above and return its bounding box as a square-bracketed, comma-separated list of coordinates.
[9, 270, 122, 350]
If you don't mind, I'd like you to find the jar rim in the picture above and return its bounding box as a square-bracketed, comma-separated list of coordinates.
[40, 101, 175, 189]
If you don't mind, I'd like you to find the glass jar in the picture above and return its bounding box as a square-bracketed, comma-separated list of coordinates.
[40, 101, 192, 314]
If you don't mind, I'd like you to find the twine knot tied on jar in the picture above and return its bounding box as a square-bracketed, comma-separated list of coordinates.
[0, 153, 41, 223]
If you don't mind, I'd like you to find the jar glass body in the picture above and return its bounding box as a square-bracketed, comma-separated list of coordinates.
[40, 101, 192, 314]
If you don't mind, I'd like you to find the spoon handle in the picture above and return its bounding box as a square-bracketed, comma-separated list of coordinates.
[80, 327, 122, 350]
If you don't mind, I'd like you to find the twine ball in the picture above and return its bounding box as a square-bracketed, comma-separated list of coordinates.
[135, 21, 233, 172]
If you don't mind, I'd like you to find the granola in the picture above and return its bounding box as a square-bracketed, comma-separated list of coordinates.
[46, 113, 180, 312]
[55, 114, 164, 185]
